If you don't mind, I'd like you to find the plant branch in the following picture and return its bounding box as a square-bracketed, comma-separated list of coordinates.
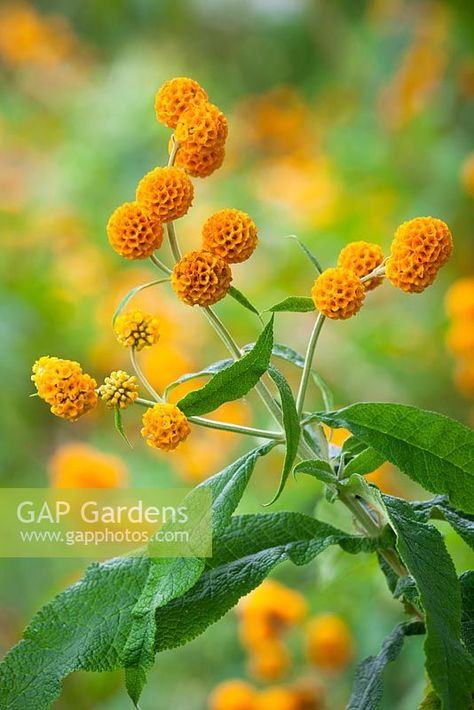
[130, 349, 163, 403]
[296, 312, 325, 418]
[149, 254, 172, 275]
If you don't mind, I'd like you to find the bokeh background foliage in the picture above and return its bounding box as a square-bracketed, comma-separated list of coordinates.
[0, 0, 473, 707]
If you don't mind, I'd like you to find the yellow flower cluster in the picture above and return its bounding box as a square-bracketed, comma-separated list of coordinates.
[171, 250, 233, 307]
[98, 370, 139, 409]
[306, 613, 354, 672]
[386, 217, 453, 293]
[107, 202, 163, 260]
[238, 580, 307, 683]
[141, 403, 191, 452]
[209, 679, 324, 710]
[32, 356, 97, 421]
[312, 267, 365, 320]
[445, 277, 474, 397]
[155, 77, 229, 179]
[114, 309, 160, 350]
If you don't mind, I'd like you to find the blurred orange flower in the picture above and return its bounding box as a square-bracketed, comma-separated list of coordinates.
[49, 442, 128, 488]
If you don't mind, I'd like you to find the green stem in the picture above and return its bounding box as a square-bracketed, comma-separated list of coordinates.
[296, 313, 325, 418]
[149, 254, 172, 275]
[165, 222, 182, 262]
[135, 398, 282, 440]
[130, 349, 163, 403]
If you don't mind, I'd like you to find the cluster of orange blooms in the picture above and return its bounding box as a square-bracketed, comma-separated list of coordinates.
[311, 216, 452, 320]
[208, 579, 354, 710]
[32, 356, 97, 422]
[445, 277, 474, 399]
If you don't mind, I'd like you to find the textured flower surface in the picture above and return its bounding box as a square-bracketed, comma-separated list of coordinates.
[386, 216, 453, 293]
[107, 201, 163, 259]
[141, 403, 190, 451]
[99, 370, 139, 408]
[175, 141, 225, 178]
[175, 102, 228, 150]
[337, 240, 385, 290]
[32, 356, 97, 421]
[114, 309, 160, 350]
[202, 208, 258, 263]
[171, 250, 232, 306]
[49, 442, 127, 488]
[136, 166, 194, 223]
[154, 77, 208, 129]
[311, 267, 365, 319]
[306, 614, 354, 671]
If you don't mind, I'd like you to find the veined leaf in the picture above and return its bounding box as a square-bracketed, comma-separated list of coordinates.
[122, 444, 272, 702]
[265, 366, 301, 504]
[293, 459, 336, 486]
[114, 405, 133, 448]
[318, 403, 474, 513]
[268, 296, 315, 313]
[163, 358, 233, 399]
[347, 622, 424, 710]
[383, 496, 474, 709]
[409, 496, 474, 551]
[112, 278, 169, 327]
[228, 286, 261, 318]
[178, 317, 274, 417]
[344, 446, 386, 477]
[0, 510, 377, 710]
[460, 571, 474, 655]
[154, 511, 380, 653]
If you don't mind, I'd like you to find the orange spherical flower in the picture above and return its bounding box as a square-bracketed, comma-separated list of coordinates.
[445, 277, 474, 320]
[49, 442, 128, 488]
[155, 77, 208, 129]
[141, 403, 190, 452]
[239, 580, 307, 635]
[248, 639, 289, 682]
[306, 614, 354, 672]
[311, 267, 365, 320]
[114, 309, 160, 350]
[386, 217, 453, 294]
[337, 241, 385, 291]
[99, 370, 139, 409]
[136, 166, 194, 223]
[175, 141, 225, 178]
[454, 360, 474, 397]
[446, 324, 474, 358]
[106, 201, 163, 259]
[208, 680, 257, 710]
[32, 356, 98, 421]
[254, 688, 298, 710]
[175, 102, 228, 150]
[202, 209, 258, 264]
[171, 250, 232, 306]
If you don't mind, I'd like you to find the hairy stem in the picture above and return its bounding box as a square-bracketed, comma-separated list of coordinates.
[296, 312, 325, 418]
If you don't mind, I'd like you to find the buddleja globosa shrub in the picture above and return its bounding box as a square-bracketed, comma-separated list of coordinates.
[1, 77, 473, 710]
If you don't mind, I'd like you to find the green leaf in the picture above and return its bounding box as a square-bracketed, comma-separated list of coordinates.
[419, 688, 441, 709]
[228, 286, 262, 319]
[268, 296, 315, 313]
[163, 358, 233, 399]
[460, 571, 474, 655]
[154, 511, 380, 653]
[383, 496, 474, 709]
[410, 497, 474, 551]
[114, 405, 133, 448]
[112, 279, 169, 327]
[265, 366, 301, 504]
[347, 622, 424, 710]
[178, 317, 274, 417]
[344, 446, 386, 477]
[293, 459, 336, 486]
[287, 235, 323, 273]
[271, 343, 333, 411]
[122, 444, 272, 701]
[318, 403, 474, 513]
[0, 509, 377, 710]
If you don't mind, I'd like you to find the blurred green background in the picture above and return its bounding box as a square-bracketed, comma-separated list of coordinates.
[0, 0, 473, 707]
